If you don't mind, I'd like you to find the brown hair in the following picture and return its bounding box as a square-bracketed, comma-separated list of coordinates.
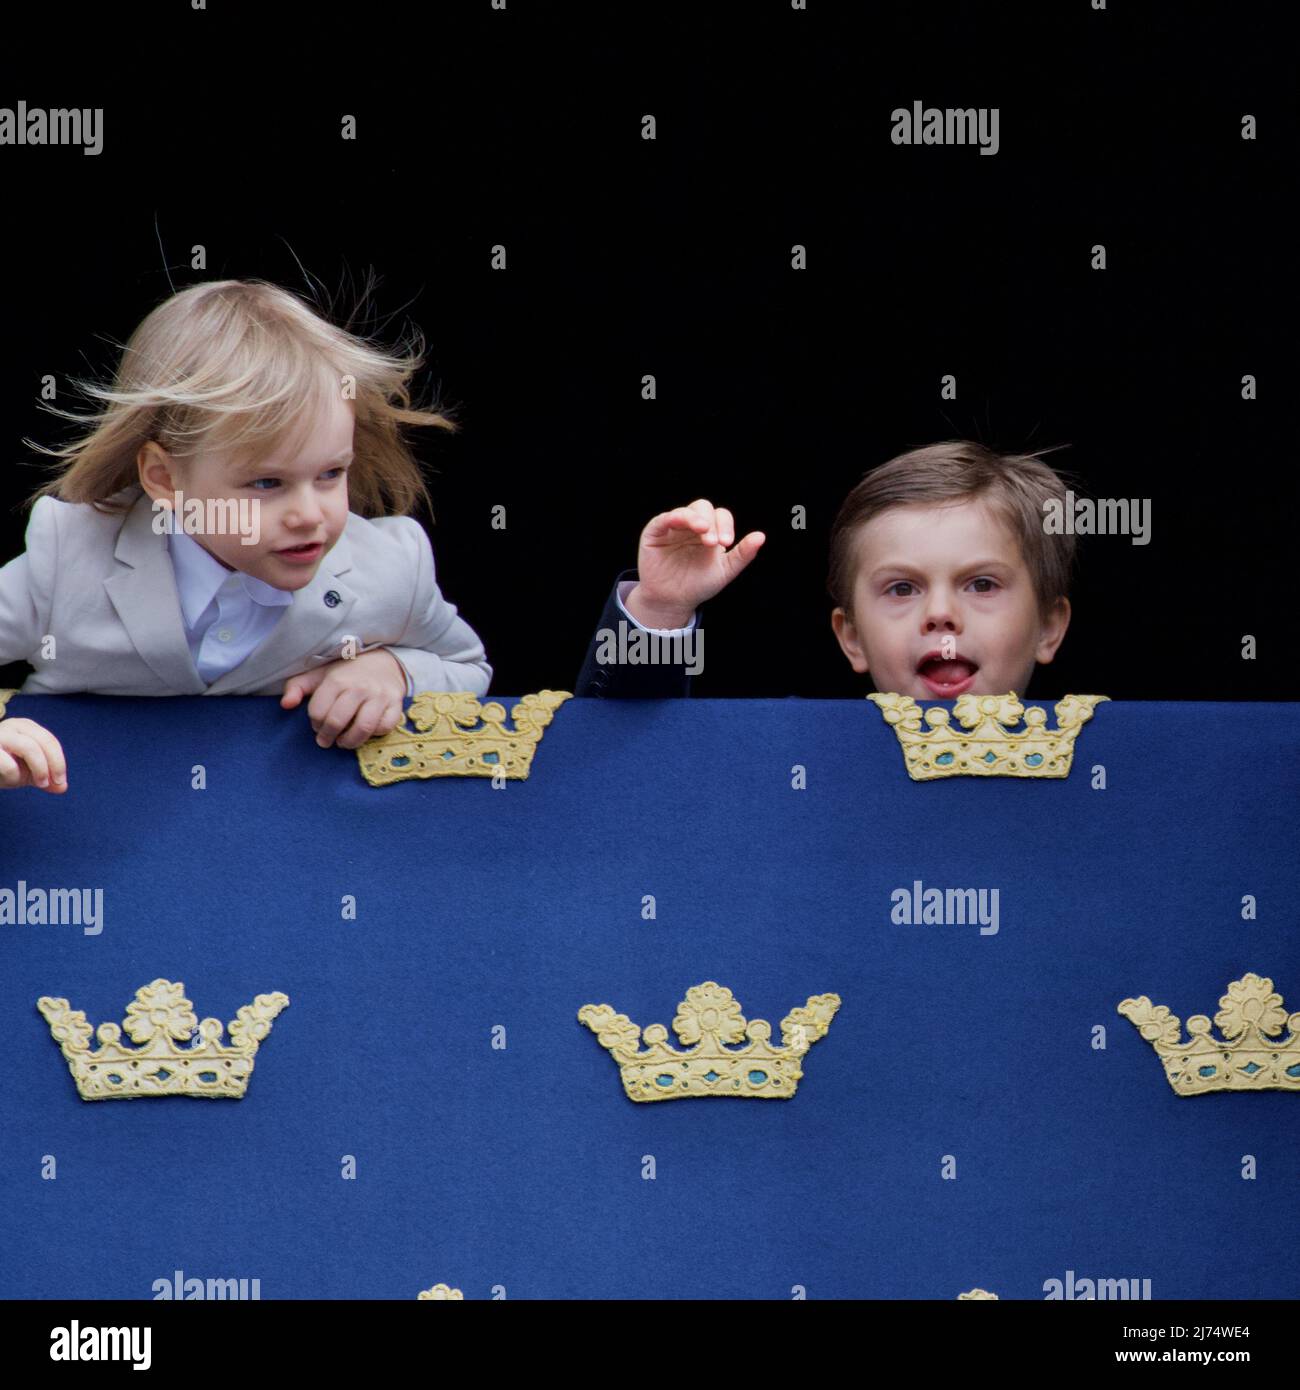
[827, 441, 1078, 620]
[22, 278, 459, 521]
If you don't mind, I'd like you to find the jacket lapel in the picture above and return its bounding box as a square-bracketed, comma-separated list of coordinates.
[203, 529, 357, 695]
[103, 490, 359, 696]
[103, 492, 207, 694]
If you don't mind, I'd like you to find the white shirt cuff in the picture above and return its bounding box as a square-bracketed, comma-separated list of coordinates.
[615, 581, 697, 634]
[383, 648, 415, 700]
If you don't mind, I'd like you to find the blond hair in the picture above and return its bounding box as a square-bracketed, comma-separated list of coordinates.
[23, 278, 459, 519]
[827, 441, 1078, 620]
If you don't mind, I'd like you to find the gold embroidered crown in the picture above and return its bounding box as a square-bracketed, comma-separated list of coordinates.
[868, 692, 1108, 780]
[357, 690, 571, 786]
[38, 979, 289, 1100]
[1118, 974, 1300, 1095]
[578, 982, 840, 1102]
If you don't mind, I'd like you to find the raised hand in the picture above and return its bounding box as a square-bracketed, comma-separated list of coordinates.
[625, 499, 765, 629]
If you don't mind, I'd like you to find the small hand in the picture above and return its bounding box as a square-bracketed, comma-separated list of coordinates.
[281, 649, 407, 750]
[628, 498, 765, 627]
[0, 717, 69, 791]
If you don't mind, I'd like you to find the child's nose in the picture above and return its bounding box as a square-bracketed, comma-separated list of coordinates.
[282, 491, 325, 530]
[922, 594, 961, 631]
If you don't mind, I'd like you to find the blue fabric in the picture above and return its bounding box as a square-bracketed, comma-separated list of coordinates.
[1, 694, 1296, 1299]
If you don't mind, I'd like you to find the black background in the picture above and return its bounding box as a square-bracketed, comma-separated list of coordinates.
[1, 1, 1293, 700]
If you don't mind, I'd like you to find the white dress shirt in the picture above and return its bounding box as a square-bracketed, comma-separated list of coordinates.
[166, 540, 685, 691]
[167, 529, 294, 686]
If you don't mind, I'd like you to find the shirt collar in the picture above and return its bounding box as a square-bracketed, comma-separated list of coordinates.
[167, 527, 295, 628]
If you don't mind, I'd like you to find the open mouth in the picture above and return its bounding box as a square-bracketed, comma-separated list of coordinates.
[275, 542, 323, 560]
[916, 652, 980, 697]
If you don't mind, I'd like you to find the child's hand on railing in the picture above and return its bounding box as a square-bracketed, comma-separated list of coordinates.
[281, 648, 408, 751]
[0, 717, 68, 791]
[625, 499, 765, 630]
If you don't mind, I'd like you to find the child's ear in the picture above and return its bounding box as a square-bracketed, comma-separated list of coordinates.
[831, 607, 871, 675]
[1034, 597, 1072, 665]
[136, 441, 180, 502]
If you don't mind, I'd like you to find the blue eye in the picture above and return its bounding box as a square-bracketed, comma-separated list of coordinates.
[246, 468, 346, 490]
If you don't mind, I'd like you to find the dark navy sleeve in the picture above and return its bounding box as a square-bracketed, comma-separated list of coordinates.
[574, 569, 703, 697]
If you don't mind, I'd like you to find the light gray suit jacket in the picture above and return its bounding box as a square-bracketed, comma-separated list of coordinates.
[0, 487, 492, 697]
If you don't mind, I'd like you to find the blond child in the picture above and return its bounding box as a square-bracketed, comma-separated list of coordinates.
[0, 279, 490, 790]
[577, 441, 1073, 697]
